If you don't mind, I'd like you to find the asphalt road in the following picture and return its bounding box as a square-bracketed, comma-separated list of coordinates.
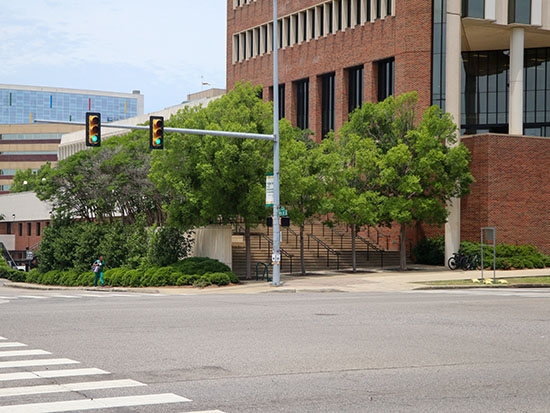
[0, 283, 549, 412]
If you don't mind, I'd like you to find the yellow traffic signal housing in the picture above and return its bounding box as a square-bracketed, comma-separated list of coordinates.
[85, 112, 101, 147]
[149, 116, 164, 149]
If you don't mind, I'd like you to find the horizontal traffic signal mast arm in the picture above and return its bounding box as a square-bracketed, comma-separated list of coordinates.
[34, 119, 275, 141]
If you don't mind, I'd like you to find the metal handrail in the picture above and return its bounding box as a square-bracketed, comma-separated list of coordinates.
[0, 242, 18, 269]
[307, 233, 340, 270]
[356, 233, 384, 268]
[367, 226, 390, 250]
[258, 233, 294, 273]
[285, 226, 299, 248]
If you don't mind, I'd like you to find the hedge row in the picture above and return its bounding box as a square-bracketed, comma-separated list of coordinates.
[413, 237, 550, 270]
[0, 257, 239, 288]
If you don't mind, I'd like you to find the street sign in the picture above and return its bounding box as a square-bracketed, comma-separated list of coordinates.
[266, 173, 274, 207]
[279, 206, 288, 216]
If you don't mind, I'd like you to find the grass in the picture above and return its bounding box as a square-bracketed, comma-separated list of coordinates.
[419, 276, 550, 286]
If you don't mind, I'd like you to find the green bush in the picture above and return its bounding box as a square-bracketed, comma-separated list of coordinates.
[412, 236, 444, 265]
[207, 272, 231, 286]
[171, 257, 231, 275]
[193, 275, 212, 288]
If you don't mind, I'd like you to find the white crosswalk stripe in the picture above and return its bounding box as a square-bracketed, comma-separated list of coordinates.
[0, 393, 191, 412]
[0, 342, 27, 348]
[407, 288, 550, 298]
[0, 379, 145, 397]
[0, 335, 224, 412]
[0, 368, 109, 382]
[0, 349, 50, 358]
[0, 358, 79, 369]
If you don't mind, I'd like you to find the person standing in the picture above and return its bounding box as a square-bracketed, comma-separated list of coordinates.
[93, 255, 105, 287]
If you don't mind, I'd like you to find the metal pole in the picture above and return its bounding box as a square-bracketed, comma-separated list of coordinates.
[272, 0, 281, 286]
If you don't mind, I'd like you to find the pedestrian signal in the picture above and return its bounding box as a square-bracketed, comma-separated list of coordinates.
[149, 116, 164, 149]
[85, 112, 101, 147]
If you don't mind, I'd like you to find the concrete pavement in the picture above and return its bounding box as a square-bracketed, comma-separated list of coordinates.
[3, 265, 550, 295]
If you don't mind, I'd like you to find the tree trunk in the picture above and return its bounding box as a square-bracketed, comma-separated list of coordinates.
[351, 223, 357, 273]
[400, 223, 407, 271]
[245, 224, 251, 279]
[300, 224, 306, 275]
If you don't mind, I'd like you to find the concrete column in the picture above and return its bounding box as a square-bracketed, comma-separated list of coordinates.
[445, 0, 462, 265]
[333, 1, 340, 31]
[239, 33, 245, 61]
[532, 0, 542, 26]
[282, 18, 288, 48]
[342, 0, 349, 29]
[298, 12, 304, 43]
[485, 0, 496, 21]
[267, 23, 273, 52]
[381, 0, 387, 19]
[509, 27, 524, 135]
[252, 28, 258, 57]
[307, 10, 313, 40]
[290, 15, 297, 45]
[361, 0, 368, 23]
[350, 0, 357, 27]
[315, 6, 322, 37]
[260, 25, 266, 54]
[324, 3, 331, 35]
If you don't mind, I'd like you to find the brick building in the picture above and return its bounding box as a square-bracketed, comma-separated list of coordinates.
[227, 0, 550, 255]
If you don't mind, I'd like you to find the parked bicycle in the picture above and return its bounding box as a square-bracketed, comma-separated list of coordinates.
[448, 252, 479, 270]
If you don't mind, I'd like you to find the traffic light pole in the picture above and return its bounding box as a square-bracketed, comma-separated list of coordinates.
[35, 120, 274, 141]
[271, 0, 281, 287]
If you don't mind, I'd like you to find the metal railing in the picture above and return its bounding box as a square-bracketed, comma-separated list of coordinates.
[366, 226, 390, 250]
[307, 233, 340, 270]
[0, 242, 18, 269]
[356, 233, 384, 268]
[257, 233, 294, 274]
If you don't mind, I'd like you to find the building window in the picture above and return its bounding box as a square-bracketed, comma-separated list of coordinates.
[377, 58, 395, 101]
[27, 223, 32, 236]
[356, 0, 361, 25]
[509, 0, 531, 24]
[387, 0, 392, 15]
[347, 0, 352, 27]
[7, 222, 11, 235]
[348, 65, 364, 113]
[367, 0, 372, 21]
[432, 0, 446, 111]
[462, 0, 485, 18]
[462, 50, 509, 134]
[295, 78, 310, 130]
[376, 0, 381, 19]
[37, 222, 41, 237]
[19, 223, 22, 236]
[337, 0, 342, 30]
[321, 73, 336, 138]
[278, 84, 286, 120]
[311, 8, 316, 39]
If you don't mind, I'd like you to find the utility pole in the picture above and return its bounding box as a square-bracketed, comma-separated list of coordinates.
[272, 0, 281, 286]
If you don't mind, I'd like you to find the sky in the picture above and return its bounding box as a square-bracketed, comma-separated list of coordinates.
[0, 0, 227, 114]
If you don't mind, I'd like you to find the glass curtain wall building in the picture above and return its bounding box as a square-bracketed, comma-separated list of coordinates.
[432, 0, 550, 136]
[0, 85, 144, 192]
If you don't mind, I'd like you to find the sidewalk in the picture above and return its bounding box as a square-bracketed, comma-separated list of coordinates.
[3, 266, 550, 295]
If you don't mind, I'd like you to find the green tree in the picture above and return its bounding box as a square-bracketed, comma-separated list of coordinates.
[35, 131, 166, 225]
[150, 83, 272, 278]
[279, 121, 326, 275]
[320, 132, 381, 273]
[344, 93, 474, 270]
[10, 163, 53, 193]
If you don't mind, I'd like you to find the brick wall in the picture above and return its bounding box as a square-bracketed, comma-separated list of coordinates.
[461, 134, 550, 254]
[227, 0, 433, 141]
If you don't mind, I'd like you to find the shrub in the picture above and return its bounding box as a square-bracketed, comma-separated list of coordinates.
[193, 275, 212, 288]
[412, 236, 444, 265]
[171, 257, 231, 275]
[207, 272, 231, 286]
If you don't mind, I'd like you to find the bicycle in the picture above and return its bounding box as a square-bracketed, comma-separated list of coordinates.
[448, 252, 479, 270]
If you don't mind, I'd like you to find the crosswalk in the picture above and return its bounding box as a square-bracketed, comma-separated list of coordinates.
[0, 292, 172, 304]
[0, 335, 225, 412]
[406, 288, 550, 298]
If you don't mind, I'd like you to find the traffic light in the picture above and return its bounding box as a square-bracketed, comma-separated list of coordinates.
[149, 116, 164, 149]
[85, 112, 101, 147]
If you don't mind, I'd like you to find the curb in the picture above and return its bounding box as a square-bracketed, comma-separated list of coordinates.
[414, 283, 550, 290]
[2, 282, 161, 294]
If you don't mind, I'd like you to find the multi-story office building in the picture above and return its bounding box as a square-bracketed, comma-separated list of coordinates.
[0, 84, 144, 193]
[227, 0, 550, 255]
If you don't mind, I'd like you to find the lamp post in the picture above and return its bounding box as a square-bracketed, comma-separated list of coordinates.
[272, 0, 281, 286]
